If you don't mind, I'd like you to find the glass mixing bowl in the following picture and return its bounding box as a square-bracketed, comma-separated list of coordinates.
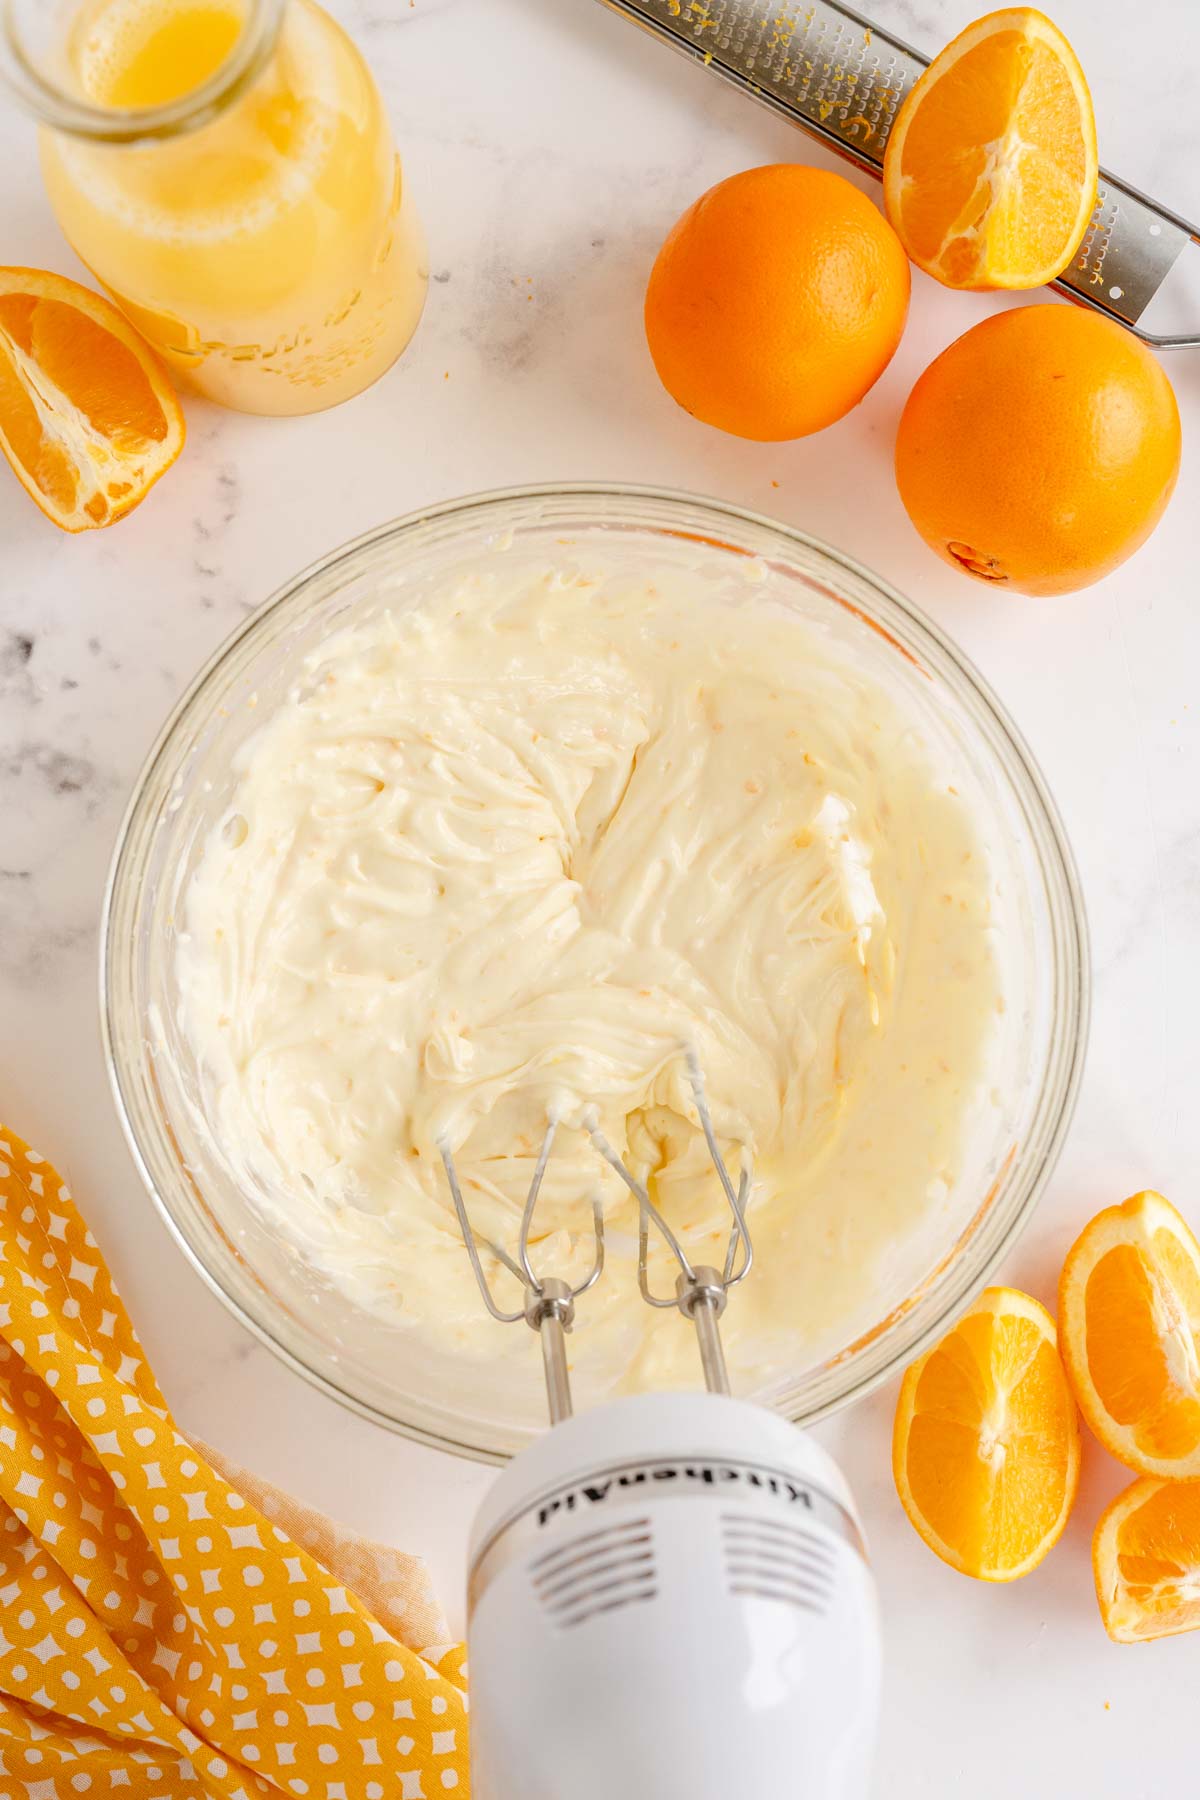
[102, 485, 1089, 1463]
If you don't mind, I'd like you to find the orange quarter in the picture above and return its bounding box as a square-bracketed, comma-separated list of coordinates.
[883, 7, 1098, 290]
[0, 266, 184, 532]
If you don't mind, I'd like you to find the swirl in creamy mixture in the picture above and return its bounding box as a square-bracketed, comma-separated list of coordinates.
[177, 557, 1002, 1391]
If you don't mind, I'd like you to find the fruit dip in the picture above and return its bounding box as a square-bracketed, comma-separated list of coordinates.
[175, 544, 1004, 1392]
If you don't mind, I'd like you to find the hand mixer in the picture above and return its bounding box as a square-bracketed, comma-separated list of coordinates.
[439, 1051, 881, 1799]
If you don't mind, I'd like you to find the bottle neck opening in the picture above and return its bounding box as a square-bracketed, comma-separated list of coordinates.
[1, 0, 286, 142]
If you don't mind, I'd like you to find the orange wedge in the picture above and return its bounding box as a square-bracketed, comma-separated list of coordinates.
[0, 267, 184, 532]
[882, 8, 1098, 290]
[1094, 1475, 1200, 1643]
[893, 1286, 1081, 1580]
[1059, 1191, 1200, 1478]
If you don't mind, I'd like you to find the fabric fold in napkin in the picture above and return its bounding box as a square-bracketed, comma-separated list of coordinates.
[0, 1127, 469, 1799]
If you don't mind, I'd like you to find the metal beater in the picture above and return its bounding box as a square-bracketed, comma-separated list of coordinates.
[439, 1048, 881, 1800]
[437, 1048, 754, 1416]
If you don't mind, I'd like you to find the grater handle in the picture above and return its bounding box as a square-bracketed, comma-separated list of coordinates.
[597, 0, 1200, 349]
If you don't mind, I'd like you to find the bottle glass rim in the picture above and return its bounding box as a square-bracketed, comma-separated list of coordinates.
[1, 0, 285, 141]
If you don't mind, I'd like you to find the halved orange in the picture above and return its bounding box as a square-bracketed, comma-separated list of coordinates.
[0, 267, 185, 532]
[893, 1286, 1081, 1580]
[882, 8, 1098, 290]
[1094, 1475, 1200, 1643]
[1059, 1191, 1200, 1478]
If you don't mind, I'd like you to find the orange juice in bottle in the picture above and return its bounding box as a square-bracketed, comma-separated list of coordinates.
[9, 0, 427, 413]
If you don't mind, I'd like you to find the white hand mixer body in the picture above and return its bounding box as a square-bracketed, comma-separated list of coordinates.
[439, 1055, 882, 1799]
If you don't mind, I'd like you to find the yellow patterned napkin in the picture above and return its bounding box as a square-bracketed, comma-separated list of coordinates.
[0, 1127, 469, 1798]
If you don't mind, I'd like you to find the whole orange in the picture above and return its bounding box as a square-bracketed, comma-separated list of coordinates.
[895, 305, 1182, 596]
[644, 164, 910, 441]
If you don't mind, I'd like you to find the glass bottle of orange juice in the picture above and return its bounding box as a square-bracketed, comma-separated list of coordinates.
[3, 0, 427, 413]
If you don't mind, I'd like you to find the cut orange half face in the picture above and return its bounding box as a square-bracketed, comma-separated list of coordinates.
[892, 1286, 1081, 1581]
[882, 8, 1099, 290]
[1059, 1191, 1200, 1478]
[0, 266, 185, 532]
[1094, 1475, 1200, 1644]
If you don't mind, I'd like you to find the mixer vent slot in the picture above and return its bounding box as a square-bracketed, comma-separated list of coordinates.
[531, 1517, 657, 1629]
[721, 1511, 835, 1615]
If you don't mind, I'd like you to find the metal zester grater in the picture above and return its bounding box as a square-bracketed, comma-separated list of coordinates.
[596, 0, 1200, 349]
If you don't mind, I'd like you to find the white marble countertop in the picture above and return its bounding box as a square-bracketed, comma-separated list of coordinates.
[3, 0, 1200, 1790]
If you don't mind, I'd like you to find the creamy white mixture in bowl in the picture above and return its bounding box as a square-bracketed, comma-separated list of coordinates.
[103, 486, 1088, 1461]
